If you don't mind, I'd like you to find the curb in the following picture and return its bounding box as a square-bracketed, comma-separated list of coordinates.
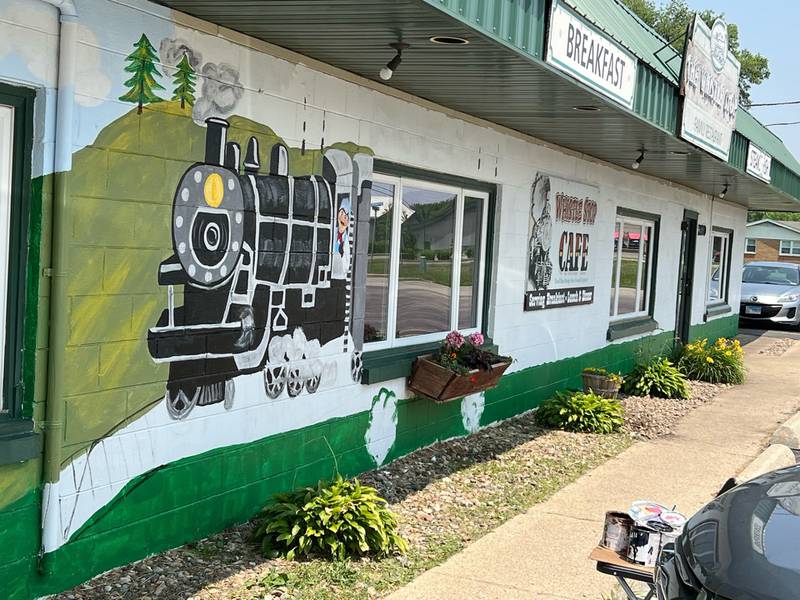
[736, 443, 796, 485]
[770, 412, 800, 449]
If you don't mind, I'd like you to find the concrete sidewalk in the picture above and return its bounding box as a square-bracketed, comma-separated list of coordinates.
[388, 336, 800, 600]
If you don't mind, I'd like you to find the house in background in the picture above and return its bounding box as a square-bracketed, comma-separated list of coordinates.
[745, 219, 800, 263]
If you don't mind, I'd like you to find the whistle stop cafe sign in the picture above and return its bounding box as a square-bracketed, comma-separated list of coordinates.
[546, 0, 638, 110]
[525, 173, 598, 311]
[679, 16, 741, 161]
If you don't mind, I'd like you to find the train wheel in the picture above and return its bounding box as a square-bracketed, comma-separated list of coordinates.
[351, 351, 363, 383]
[264, 366, 286, 399]
[305, 375, 321, 393]
[223, 379, 235, 410]
[165, 386, 198, 420]
[287, 366, 304, 397]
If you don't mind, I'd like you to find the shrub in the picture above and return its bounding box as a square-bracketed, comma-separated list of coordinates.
[252, 476, 408, 561]
[677, 337, 745, 384]
[535, 390, 624, 433]
[621, 357, 689, 399]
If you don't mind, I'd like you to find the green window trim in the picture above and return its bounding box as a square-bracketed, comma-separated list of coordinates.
[1, 82, 35, 425]
[362, 160, 498, 384]
[607, 316, 660, 341]
[0, 83, 41, 465]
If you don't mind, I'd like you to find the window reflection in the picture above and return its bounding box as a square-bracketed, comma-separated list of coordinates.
[396, 185, 455, 338]
[364, 181, 394, 342]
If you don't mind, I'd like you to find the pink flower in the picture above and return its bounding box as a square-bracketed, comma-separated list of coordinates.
[468, 332, 484, 346]
[445, 330, 465, 348]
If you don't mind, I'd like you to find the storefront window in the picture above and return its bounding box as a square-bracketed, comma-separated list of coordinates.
[708, 230, 732, 304]
[364, 171, 489, 349]
[610, 214, 654, 319]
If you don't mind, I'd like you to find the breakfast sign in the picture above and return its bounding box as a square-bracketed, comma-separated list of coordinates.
[525, 173, 598, 311]
[546, 0, 638, 109]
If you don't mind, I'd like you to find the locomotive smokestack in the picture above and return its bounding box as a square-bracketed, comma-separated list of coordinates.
[205, 118, 229, 166]
[225, 142, 241, 172]
[244, 137, 260, 173]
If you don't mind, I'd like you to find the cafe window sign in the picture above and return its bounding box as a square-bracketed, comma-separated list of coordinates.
[678, 16, 741, 161]
[546, 0, 638, 110]
[746, 142, 772, 183]
[524, 173, 598, 311]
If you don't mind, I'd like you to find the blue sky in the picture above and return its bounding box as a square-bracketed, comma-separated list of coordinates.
[686, 0, 800, 159]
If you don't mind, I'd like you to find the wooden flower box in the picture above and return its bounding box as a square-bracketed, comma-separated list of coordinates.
[407, 355, 512, 403]
[582, 373, 621, 399]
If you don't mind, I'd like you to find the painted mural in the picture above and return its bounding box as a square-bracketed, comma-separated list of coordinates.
[147, 115, 370, 419]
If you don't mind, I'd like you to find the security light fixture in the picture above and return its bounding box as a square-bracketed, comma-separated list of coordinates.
[379, 42, 410, 81]
[631, 151, 645, 170]
[719, 183, 729, 199]
[429, 35, 469, 45]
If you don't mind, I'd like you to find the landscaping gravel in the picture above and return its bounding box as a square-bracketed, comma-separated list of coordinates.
[53, 380, 729, 600]
[620, 380, 730, 440]
[759, 338, 796, 356]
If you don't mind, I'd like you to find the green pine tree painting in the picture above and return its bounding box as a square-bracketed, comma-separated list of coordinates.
[171, 53, 196, 109]
[119, 34, 165, 114]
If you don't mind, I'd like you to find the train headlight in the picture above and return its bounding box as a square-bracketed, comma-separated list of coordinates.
[173, 166, 245, 287]
[204, 173, 224, 208]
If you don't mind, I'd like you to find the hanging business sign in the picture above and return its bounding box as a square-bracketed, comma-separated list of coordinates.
[678, 16, 740, 161]
[746, 142, 772, 183]
[546, 0, 638, 110]
[524, 173, 598, 311]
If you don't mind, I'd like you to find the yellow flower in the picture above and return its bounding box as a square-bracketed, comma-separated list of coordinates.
[706, 356, 714, 363]
[725, 350, 732, 356]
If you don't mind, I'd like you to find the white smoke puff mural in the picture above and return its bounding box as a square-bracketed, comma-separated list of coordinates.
[365, 388, 398, 466]
[461, 392, 485, 434]
[192, 62, 244, 122]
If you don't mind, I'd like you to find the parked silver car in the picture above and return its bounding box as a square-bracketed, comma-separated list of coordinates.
[740, 262, 800, 327]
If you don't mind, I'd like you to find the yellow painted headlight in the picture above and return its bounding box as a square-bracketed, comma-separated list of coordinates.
[203, 173, 224, 208]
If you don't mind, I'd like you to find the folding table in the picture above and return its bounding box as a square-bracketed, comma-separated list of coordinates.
[589, 546, 656, 600]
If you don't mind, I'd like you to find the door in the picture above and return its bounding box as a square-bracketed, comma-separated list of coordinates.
[675, 210, 698, 345]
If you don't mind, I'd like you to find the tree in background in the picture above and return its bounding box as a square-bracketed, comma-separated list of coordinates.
[748, 211, 800, 222]
[622, 0, 770, 106]
[119, 34, 165, 114]
[171, 53, 197, 109]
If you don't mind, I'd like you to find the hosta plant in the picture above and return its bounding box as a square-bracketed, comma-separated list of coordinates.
[677, 337, 745, 384]
[252, 476, 408, 561]
[535, 390, 624, 434]
[622, 357, 689, 399]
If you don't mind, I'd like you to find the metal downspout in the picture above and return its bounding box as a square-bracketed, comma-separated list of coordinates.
[39, 0, 78, 561]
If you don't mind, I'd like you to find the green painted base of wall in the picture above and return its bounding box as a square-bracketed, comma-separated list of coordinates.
[3, 316, 738, 599]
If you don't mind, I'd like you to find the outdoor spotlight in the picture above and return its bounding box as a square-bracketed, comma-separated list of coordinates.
[719, 183, 729, 199]
[631, 151, 645, 170]
[379, 42, 409, 81]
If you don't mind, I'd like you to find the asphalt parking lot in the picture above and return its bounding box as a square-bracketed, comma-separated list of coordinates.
[738, 319, 800, 344]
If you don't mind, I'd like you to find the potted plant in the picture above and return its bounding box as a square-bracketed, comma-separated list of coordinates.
[581, 367, 623, 399]
[407, 331, 512, 403]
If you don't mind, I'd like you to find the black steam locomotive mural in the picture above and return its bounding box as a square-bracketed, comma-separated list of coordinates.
[148, 118, 371, 418]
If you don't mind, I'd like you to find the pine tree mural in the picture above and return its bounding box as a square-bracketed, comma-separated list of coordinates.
[119, 34, 165, 114]
[171, 53, 196, 109]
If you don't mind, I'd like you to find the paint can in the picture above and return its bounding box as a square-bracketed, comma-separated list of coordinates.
[601, 511, 634, 553]
[627, 524, 667, 567]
